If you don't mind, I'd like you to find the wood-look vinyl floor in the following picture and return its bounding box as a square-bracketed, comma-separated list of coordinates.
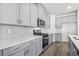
[40, 42, 69, 56]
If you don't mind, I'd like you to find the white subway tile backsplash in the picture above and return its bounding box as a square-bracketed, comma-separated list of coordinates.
[0, 25, 34, 40]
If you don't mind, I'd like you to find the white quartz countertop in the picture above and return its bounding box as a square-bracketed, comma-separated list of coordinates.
[69, 35, 79, 51]
[0, 35, 42, 50]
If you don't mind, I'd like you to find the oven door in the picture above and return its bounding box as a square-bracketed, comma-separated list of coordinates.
[42, 37, 49, 49]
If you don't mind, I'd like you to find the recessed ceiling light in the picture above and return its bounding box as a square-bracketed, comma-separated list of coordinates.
[67, 6, 71, 10]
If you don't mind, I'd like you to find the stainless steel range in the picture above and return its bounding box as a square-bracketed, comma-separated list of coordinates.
[33, 30, 49, 51]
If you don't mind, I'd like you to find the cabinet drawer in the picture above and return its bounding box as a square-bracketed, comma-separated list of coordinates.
[3, 40, 35, 56]
[10, 50, 24, 56]
[3, 43, 23, 56]
[22, 40, 35, 49]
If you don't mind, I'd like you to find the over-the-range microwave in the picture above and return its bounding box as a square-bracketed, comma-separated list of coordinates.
[37, 18, 45, 27]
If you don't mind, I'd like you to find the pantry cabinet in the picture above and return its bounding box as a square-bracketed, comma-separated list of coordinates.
[0, 3, 19, 24]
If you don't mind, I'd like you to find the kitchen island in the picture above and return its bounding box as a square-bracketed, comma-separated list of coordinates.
[69, 35, 79, 56]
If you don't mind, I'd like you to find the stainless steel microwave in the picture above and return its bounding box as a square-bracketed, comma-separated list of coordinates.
[37, 18, 45, 27]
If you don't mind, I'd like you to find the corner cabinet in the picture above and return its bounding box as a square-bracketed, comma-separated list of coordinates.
[0, 3, 19, 24]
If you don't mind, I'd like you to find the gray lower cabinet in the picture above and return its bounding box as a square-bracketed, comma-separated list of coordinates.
[3, 42, 24, 56]
[3, 40, 35, 56]
[0, 50, 2, 56]
[69, 38, 79, 56]
[55, 33, 62, 42]
[10, 50, 24, 56]
[24, 40, 35, 56]
[1, 37, 42, 56]
[24, 45, 35, 56]
[49, 33, 53, 44]
[35, 37, 42, 56]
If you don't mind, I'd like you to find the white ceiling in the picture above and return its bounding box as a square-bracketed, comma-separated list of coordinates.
[44, 3, 79, 15]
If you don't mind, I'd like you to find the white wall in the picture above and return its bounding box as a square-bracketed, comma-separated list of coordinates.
[47, 15, 55, 33]
[77, 9, 79, 37]
[47, 15, 56, 42]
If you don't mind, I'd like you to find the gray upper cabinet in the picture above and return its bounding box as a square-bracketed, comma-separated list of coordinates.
[38, 4, 50, 28]
[20, 3, 30, 26]
[38, 4, 45, 20]
[0, 3, 19, 24]
[30, 3, 38, 26]
[0, 3, 49, 27]
[38, 4, 43, 20]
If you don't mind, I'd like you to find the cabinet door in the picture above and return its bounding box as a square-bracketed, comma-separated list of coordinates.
[0, 3, 19, 24]
[24, 45, 35, 56]
[0, 50, 2, 56]
[35, 37, 42, 56]
[20, 3, 30, 26]
[38, 4, 43, 20]
[10, 50, 24, 56]
[49, 33, 53, 44]
[45, 14, 50, 28]
[3, 42, 23, 56]
[24, 40, 35, 56]
[55, 33, 62, 42]
[30, 3, 38, 26]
